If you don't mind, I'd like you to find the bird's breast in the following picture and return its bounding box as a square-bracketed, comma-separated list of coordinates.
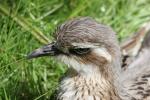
[57, 75, 120, 100]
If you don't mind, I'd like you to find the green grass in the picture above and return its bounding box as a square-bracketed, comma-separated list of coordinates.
[0, 0, 150, 99]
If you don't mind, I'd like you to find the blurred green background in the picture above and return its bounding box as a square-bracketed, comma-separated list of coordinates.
[0, 0, 150, 99]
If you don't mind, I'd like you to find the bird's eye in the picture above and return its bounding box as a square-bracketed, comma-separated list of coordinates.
[69, 48, 91, 55]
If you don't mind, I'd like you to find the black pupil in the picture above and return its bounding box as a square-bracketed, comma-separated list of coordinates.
[69, 48, 90, 55]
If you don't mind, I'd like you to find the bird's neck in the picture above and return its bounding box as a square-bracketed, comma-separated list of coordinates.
[58, 65, 122, 100]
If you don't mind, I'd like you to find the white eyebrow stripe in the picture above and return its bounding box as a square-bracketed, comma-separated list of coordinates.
[72, 42, 112, 62]
[72, 42, 99, 48]
[93, 48, 112, 62]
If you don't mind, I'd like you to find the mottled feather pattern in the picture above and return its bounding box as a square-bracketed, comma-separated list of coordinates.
[123, 70, 150, 100]
[57, 75, 120, 100]
[122, 31, 150, 100]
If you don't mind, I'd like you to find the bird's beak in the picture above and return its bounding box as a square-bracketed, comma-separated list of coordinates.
[27, 42, 60, 59]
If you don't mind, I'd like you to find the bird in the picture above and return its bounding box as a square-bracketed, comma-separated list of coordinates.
[27, 17, 150, 100]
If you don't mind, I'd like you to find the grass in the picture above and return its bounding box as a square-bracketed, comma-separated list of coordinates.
[0, 0, 150, 99]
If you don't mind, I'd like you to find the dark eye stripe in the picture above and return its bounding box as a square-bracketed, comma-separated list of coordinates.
[69, 48, 91, 55]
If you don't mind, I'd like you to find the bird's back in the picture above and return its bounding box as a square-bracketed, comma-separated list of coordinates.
[121, 31, 150, 99]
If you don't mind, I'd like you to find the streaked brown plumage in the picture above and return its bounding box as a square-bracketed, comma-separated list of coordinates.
[28, 17, 150, 100]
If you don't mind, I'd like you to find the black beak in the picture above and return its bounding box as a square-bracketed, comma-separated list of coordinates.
[27, 42, 60, 59]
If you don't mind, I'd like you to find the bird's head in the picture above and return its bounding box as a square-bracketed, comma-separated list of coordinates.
[28, 17, 121, 78]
